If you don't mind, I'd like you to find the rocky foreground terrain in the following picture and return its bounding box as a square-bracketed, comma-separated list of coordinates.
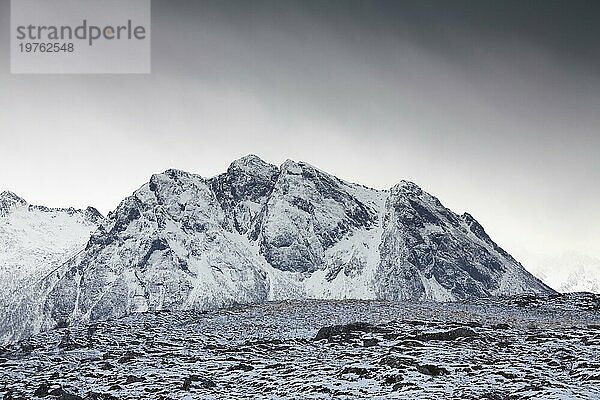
[1, 293, 599, 400]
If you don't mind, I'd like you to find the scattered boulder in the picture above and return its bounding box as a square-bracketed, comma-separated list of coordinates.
[416, 364, 449, 376]
[33, 382, 49, 397]
[382, 374, 403, 386]
[228, 363, 254, 372]
[86, 325, 99, 342]
[85, 392, 119, 400]
[481, 392, 509, 400]
[339, 366, 374, 379]
[395, 339, 424, 348]
[124, 375, 146, 385]
[182, 375, 217, 390]
[58, 332, 83, 351]
[511, 295, 540, 307]
[47, 386, 83, 400]
[414, 327, 477, 341]
[117, 351, 139, 364]
[19, 342, 36, 354]
[100, 362, 114, 370]
[315, 322, 387, 343]
[380, 355, 415, 369]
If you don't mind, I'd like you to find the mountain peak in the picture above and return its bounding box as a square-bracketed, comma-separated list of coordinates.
[0, 190, 26, 202]
[391, 180, 423, 195]
[231, 154, 267, 166]
[280, 159, 324, 176]
[161, 168, 200, 180]
[84, 206, 105, 224]
[280, 159, 302, 173]
[0, 191, 27, 216]
[147, 169, 205, 192]
[228, 154, 278, 178]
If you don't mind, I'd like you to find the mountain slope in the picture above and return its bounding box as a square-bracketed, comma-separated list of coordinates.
[0, 192, 103, 342]
[0, 156, 554, 343]
[0, 191, 102, 296]
[376, 182, 550, 300]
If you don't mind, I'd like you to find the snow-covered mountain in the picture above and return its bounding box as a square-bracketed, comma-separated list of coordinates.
[523, 252, 600, 294]
[0, 156, 553, 343]
[0, 191, 103, 295]
[0, 191, 103, 341]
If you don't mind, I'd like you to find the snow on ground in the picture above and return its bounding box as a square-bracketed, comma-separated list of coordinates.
[1, 294, 598, 399]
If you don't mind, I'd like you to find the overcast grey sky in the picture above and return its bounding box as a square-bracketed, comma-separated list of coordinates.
[0, 0, 598, 264]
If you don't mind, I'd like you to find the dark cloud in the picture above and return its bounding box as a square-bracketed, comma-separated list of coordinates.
[0, 0, 598, 265]
[153, 0, 600, 70]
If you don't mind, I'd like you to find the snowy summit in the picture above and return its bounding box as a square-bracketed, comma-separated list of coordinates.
[0, 155, 553, 344]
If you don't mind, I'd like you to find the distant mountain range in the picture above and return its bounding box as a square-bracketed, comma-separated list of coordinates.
[0, 155, 554, 344]
[523, 252, 600, 294]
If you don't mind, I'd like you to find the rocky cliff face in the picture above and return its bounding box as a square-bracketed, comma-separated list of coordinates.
[251, 160, 379, 273]
[45, 169, 270, 328]
[209, 155, 279, 235]
[375, 182, 549, 301]
[0, 156, 554, 343]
